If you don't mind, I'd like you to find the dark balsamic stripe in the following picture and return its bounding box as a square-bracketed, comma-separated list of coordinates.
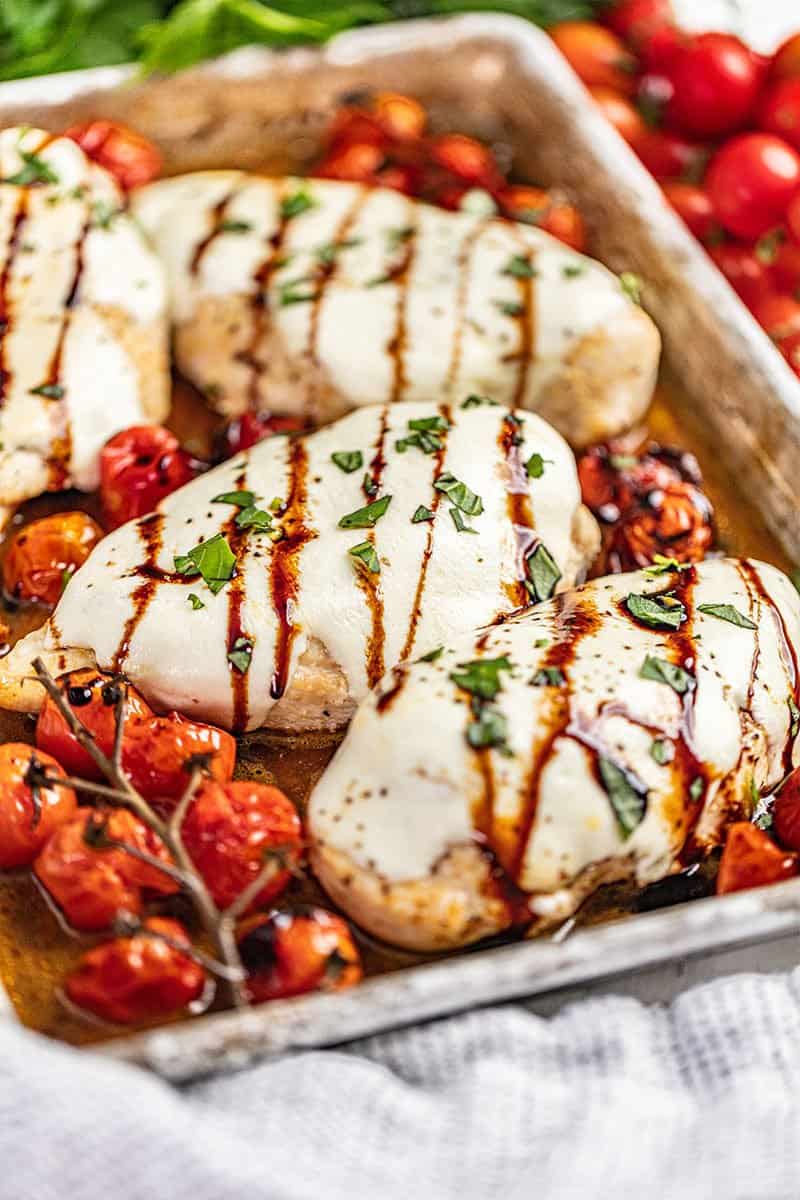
[387, 206, 418, 404]
[356, 407, 391, 690]
[112, 513, 165, 672]
[269, 436, 315, 700]
[444, 217, 492, 396]
[225, 464, 251, 733]
[0, 191, 29, 407]
[307, 189, 369, 368]
[499, 411, 537, 610]
[190, 187, 240, 276]
[240, 181, 292, 411]
[508, 229, 537, 407]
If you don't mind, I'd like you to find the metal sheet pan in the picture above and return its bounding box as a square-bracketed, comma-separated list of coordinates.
[1, 14, 800, 1078]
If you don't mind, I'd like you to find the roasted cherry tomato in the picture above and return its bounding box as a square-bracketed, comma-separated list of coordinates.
[611, 482, 714, 570]
[708, 242, 775, 311]
[3, 512, 102, 606]
[182, 780, 302, 912]
[215, 411, 306, 460]
[717, 822, 797, 895]
[63, 120, 162, 190]
[665, 33, 763, 138]
[373, 92, 426, 141]
[789, 193, 800, 244]
[751, 293, 800, 341]
[498, 185, 586, 251]
[550, 21, 638, 95]
[325, 107, 387, 151]
[100, 425, 198, 529]
[661, 182, 719, 242]
[238, 907, 362, 1003]
[590, 86, 648, 147]
[34, 807, 177, 931]
[706, 134, 800, 242]
[770, 236, 800, 294]
[428, 134, 502, 188]
[316, 142, 385, 183]
[758, 80, 800, 154]
[773, 768, 800, 849]
[65, 917, 205, 1025]
[635, 128, 708, 181]
[121, 712, 236, 808]
[771, 33, 800, 83]
[603, 0, 675, 51]
[36, 669, 153, 782]
[0, 743, 77, 869]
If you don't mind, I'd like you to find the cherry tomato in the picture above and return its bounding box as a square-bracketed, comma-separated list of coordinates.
[771, 34, 800, 83]
[325, 107, 387, 151]
[3, 512, 102, 607]
[665, 33, 763, 139]
[0, 743, 77, 869]
[65, 917, 205, 1025]
[428, 134, 502, 188]
[639, 24, 686, 73]
[100, 425, 198, 529]
[789, 192, 800, 243]
[706, 134, 800, 242]
[661, 182, 719, 242]
[316, 142, 385, 183]
[716, 822, 797, 895]
[751, 293, 800, 341]
[63, 120, 162, 190]
[708, 243, 774, 311]
[215, 411, 306, 461]
[182, 780, 302, 912]
[34, 807, 177, 931]
[373, 93, 426, 141]
[768, 235, 800, 294]
[610, 481, 714, 570]
[498, 185, 586, 251]
[374, 163, 419, 195]
[120, 711, 236, 808]
[758, 79, 800, 153]
[550, 22, 638, 95]
[238, 908, 362, 1003]
[603, 0, 675, 50]
[590, 86, 648, 147]
[635, 128, 708, 180]
[36, 668, 153, 782]
[772, 769, 800, 849]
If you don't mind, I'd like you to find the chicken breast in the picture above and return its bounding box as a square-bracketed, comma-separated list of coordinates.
[0, 401, 599, 728]
[308, 558, 800, 951]
[132, 173, 659, 447]
[0, 126, 169, 524]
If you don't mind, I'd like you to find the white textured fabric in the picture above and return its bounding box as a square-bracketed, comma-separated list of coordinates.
[3, 971, 800, 1199]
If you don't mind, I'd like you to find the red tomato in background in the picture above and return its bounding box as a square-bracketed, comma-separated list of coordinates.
[64, 120, 162, 190]
[0, 743, 77, 869]
[750, 293, 800, 340]
[428, 134, 502, 188]
[2, 512, 102, 606]
[499, 185, 587, 250]
[238, 908, 362, 1003]
[717, 822, 797, 895]
[36, 668, 152, 782]
[373, 92, 427, 141]
[771, 33, 800, 83]
[708, 243, 774, 310]
[705, 134, 800, 240]
[316, 142, 385, 182]
[758, 79, 800, 153]
[788, 192, 800, 243]
[182, 780, 303, 912]
[773, 769, 800, 849]
[770, 236, 800, 294]
[603, 0, 675, 50]
[65, 917, 205, 1025]
[216, 411, 306, 460]
[550, 21, 638, 94]
[639, 23, 686, 73]
[121, 712, 236, 808]
[635, 128, 708, 180]
[665, 33, 763, 138]
[100, 426, 198, 529]
[590, 86, 648, 146]
[661, 182, 719, 241]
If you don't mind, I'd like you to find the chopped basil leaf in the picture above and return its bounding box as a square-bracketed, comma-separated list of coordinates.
[280, 189, 315, 220]
[91, 200, 121, 230]
[386, 226, 414, 252]
[29, 382, 64, 399]
[212, 489, 255, 507]
[418, 645, 443, 663]
[609, 453, 639, 471]
[4, 150, 58, 186]
[460, 394, 498, 409]
[502, 254, 536, 279]
[697, 602, 756, 630]
[525, 453, 548, 479]
[450, 656, 512, 702]
[751, 776, 773, 830]
[278, 276, 317, 306]
[598, 756, 647, 839]
[409, 415, 449, 433]
[625, 592, 687, 630]
[235, 505, 272, 531]
[362, 474, 378, 498]
[620, 272, 642, 304]
[562, 263, 585, 279]
[789, 695, 800, 738]
[174, 533, 235, 594]
[689, 776, 704, 801]
[315, 237, 362, 265]
[466, 704, 511, 755]
[339, 495, 392, 529]
[494, 299, 525, 317]
[269, 497, 284, 513]
[534, 637, 550, 649]
[220, 219, 252, 234]
[531, 667, 565, 687]
[396, 430, 444, 455]
[412, 505, 435, 524]
[434, 472, 483, 516]
[525, 543, 561, 604]
[187, 593, 205, 610]
[643, 555, 691, 577]
[331, 450, 363, 474]
[650, 738, 674, 765]
[349, 541, 380, 574]
[640, 655, 694, 694]
[450, 506, 478, 534]
[227, 636, 253, 674]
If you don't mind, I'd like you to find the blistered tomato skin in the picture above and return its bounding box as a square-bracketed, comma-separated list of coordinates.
[34, 808, 177, 932]
[2, 512, 102, 606]
[239, 908, 362, 1004]
[0, 744, 77, 870]
[122, 713, 236, 808]
[716, 823, 797, 895]
[182, 780, 303, 912]
[100, 425, 198, 529]
[65, 917, 205, 1025]
[36, 669, 153, 782]
[63, 120, 162, 190]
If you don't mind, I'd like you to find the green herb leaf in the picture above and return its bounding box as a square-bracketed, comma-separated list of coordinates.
[562, 263, 584, 279]
[525, 543, 561, 604]
[620, 272, 642, 304]
[396, 430, 444, 455]
[450, 656, 512, 702]
[650, 738, 674, 765]
[187, 592, 205, 610]
[640, 655, 694, 695]
[280, 189, 316, 221]
[339, 495, 392, 529]
[450, 506, 478, 534]
[689, 776, 704, 801]
[91, 200, 121, 230]
[174, 533, 235, 594]
[625, 592, 687, 630]
[418, 645, 443, 663]
[4, 149, 58, 186]
[789, 695, 800, 739]
[29, 382, 64, 399]
[697, 602, 756, 630]
[212, 489, 256, 507]
[494, 299, 525, 317]
[412, 505, 435, 524]
[227, 636, 253, 674]
[643, 554, 692, 577]
[348, 541, 380, 574]
[220, 218, 252, 234]
[315, 237, 361, 264]
[460, 394, 498, 409]
[525, 452, 548, 479]
[434, 472, 483, 516]
[362, 473, 378, 498]
[531, 667, 565, 687]
[409, 415, 449, 433]
[386, 226, 413, 252]
[466, 704, 511, 755]
[331, 450, 363, 474]
[598, 756, 647, 839]
[278, 276, 317, 306]
[502, 253, 536, 278]
[235, 505, 273, 531]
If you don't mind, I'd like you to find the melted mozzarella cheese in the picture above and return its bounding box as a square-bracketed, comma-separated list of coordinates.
[308, 558, 800, 947]
[132, 174, 660, 444]
[9, 402, 596, 730]
[0, 127, 168, 503]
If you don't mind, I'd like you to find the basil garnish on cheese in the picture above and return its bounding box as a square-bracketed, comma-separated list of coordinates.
[396, 415, 449, 456]
[227, 636, 253, 674]
[525, 453, 549, 479]
[450, 657, 512, 702]
[280, 188, 316, 220]
[625, 592, 687, 630]
[348, 541, 380, 574]
[174, 533, 236, 594]
[697, 602, 756, 629]
[598, 756, 647, 839]
[502, 253, 537, 279]
[4, 150, 58, 186]
[525, 544, 561, 603]
[213, 490, 256, 507]
[433, 472, 483, 516]
[639, 655, 694, 695]
[339, 495, 392, 529]
[412, 505, 435, 524]
[331, 450, 363, 474]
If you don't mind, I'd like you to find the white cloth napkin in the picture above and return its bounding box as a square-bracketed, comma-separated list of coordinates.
[3, 969, 800, 1200]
